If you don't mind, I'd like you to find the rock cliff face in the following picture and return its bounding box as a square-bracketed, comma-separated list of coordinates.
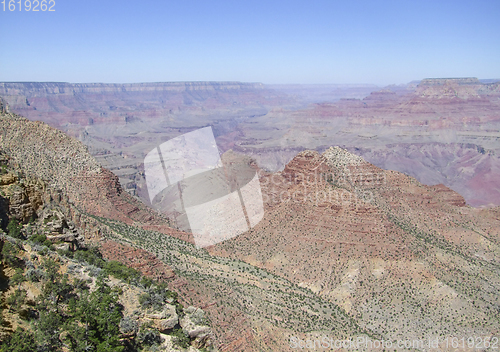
[0, 110, 181, 232]
[0, 81, 276, 129]
[415, 78, 487, 100]
[348, 142, 500, 207]
[0, 81, 265, 94]
[233, 78, 500, 207]
[0, 102, 186, 277]
[0, 81, 292, 204]
[0, 151, 177, 284]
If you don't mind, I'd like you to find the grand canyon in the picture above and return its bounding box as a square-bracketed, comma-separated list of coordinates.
[0, 78, 499, 351]
[1, 78, 498, 208]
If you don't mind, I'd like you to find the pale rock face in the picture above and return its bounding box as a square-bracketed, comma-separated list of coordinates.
[54, 242, 71, 252]
[1, 176, 46, 223]
[180, 306, 213, 348]
[158, 334, 176, 351]
[43, 209, 67, 234]
[145, 304, 179, 332]
[40, 208, 84, 250]
[7, 187, 34, 221]
[159, 304, 179, 332]
[158, 334, 205, 352]
[0, 173, 16, 186]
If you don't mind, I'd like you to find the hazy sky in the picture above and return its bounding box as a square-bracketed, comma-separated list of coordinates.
[0, 0, 499, 85]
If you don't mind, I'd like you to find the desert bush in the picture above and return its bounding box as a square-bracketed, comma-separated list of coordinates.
[137, 322, 162, 347]
[6, 288, 27, 312]
[29, 233, 53, 249]
[139, 282, 178, 310]
[119, 315, 138, 334]
[26, 268, 44, 282]
[171, 327, 190, 349]
[73, 246, 105, 268]
[86, 264, 102, 277]
[103, 260, 141, 284]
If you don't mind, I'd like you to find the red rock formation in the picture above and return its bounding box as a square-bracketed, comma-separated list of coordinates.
[100, 240, 175, 281]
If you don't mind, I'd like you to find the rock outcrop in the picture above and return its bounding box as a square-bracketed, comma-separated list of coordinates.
[180, 306, 213, 349]
[145, 304, 179, 332]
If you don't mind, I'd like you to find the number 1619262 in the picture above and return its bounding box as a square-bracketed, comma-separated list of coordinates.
[1, 0, 55, 11]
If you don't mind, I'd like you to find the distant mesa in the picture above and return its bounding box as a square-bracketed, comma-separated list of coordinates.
[418, 77, 481, 86]
[415, 77, 488, 100]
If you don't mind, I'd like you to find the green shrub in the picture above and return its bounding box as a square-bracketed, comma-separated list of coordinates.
[6, 289, 27, 313]
[1, 241, 20, 266]
[34, 310, 63, 350]
[0, 234, 188, 352]
[10, 268, 26, 286]
[137, 322, 162, 347]
[103, 260, 141, 283]
[73, 246, 105, 268]
[26, 268, 44, 282]
[139, 281, 178, 310]
[171, 327, 190, 349]
[64, 279, 124, 352]
[29, 233, 53, 249]
[0, 328, 37, 352]
[7, 218, 23, 239]
[119, 315, 138, 334]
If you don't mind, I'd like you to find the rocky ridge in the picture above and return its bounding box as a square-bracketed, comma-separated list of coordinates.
[0, 106, 188, 237]
[0, 154, 216, 350]
[211, 147, 500, 345]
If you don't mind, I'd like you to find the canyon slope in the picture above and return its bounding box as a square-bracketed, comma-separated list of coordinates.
[1, 99, 499, 351]
[2, 79, 499, 207]
[212, 148, 500, 345]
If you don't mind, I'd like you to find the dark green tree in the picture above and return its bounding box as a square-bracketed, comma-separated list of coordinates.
[65, 278, 124, 352]
[35, 310, 64, 351]
[7, 218, 23, 239]
[1, 240, 20, 266]
[0, 328, 37, 352]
